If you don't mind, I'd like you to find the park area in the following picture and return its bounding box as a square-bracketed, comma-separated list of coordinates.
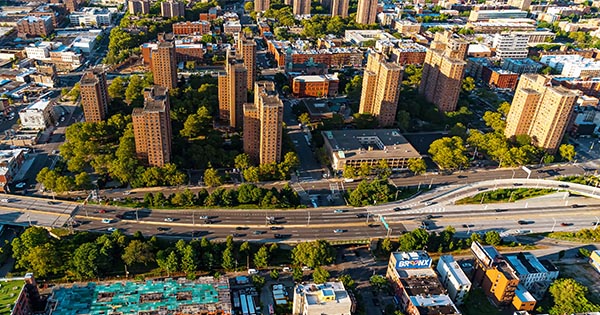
[455, 188, 556, 204]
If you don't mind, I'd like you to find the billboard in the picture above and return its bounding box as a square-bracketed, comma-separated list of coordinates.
[395, 258, 432, 269]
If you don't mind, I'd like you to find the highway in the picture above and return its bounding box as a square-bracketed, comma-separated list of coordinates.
[2, 177, 600, 241]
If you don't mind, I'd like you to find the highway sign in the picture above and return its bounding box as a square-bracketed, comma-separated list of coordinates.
[380, 215, 390, 230]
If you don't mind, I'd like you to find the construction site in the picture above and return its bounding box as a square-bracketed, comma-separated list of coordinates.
[45, 277, 232, 315]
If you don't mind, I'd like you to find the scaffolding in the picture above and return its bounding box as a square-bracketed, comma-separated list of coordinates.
[47, 277, 232, 315]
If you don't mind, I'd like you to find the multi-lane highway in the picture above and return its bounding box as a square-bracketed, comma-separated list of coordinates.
[2, 176, 600, 242]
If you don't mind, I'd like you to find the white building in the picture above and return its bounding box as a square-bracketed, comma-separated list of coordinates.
[493, 33, 529, 59]
[436, 255, 471, 305]
[504, 252, 559, 300]
[72, 33, 98, 53]
[292, 282, 353, 315]
[541, 55, 600, 77]
[24, 41, 58, 60]
[19, 99, 55, 130]
[345, 30, 397, 46]
[69, 7, 113, 27]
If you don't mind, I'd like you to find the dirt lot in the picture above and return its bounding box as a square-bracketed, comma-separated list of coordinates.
[554, 259, 600, 301]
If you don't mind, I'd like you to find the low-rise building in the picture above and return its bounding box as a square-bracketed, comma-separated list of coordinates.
[541, 55, 600, 77]
[172, 21, 211, 35]
[483, 67, 519, 90]
[436, 255, 471, 305]
[322, 129, 421, 171]
[292, 74, 339, 98]
[493, 33, 529, 59]
[468, 9, 528, 21]
[393, 20, 421, 35]
[69, 7, 113, 27]
[344, 29, 396, 46]
[16, 16, 54, 38]
[502, 58, 543, 74]
[467, 44, 493, 58]
[268, 39, 363, 68]
[590, 250, 600, 274]
[0, 149, 26, 192]
[467, 19, 536, 33]
[19, 99, 55, 130]
[25, 41, 83, 70]
[223, 20, 242, 34]
[504, 252, 559, 300]
[292, 282, 354, 315]
[390, 40, 427, 65]
[72, 33, 98, 53]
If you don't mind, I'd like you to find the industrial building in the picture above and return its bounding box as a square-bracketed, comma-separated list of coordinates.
[321, 129, 421, 172]
[46, 277, 232, 315]
[292, 282, 354, 315]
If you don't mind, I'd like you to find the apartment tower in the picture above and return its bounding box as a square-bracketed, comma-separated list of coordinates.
[218, 51, 248, 129]
[243, 81, 284, 165]
[358, 51, 403, 127]
[331, 0, 349, 17]
[356, 0, 377, 24]
[160, 0, 185, 18]
[419, 31, 468, 112]
[504, 74, 577, 154]
[152, 37, 178, 89]
[238, 34, 257, 90]
[293, 0, 311, 15]
[254, 0, 270, 12]
[128, 0, 150, 15]
[80, 66, 109, 122]
[132, 86, 172, 167]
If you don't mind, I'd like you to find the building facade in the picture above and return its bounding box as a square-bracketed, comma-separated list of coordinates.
[132, 86, 172, 167]
[493, 33, 529, 59]
[19, 99, 55, 130]
[292, 74, 339, 98]
[359, 51, 402, 127]
[69, 7, 112, 27]
[128, 0, 150, 15]
[80, 66, 109, 122]
[356, 0, 377, 24]
[436, 255, 471, 305]
[243, 81, 284, 165]
[219, 52, 248, 129]
[419, 31, 468, 112]
[238, 35, 257, 91]
[292, 282, 354, 315]
[16, 16, 54, 38]
[255, 0, 270, 12]
[172, 21, 211, 35]
[161, 0, 185, 18]
[293, 0, 311, 15]
[152, 38, 178, 89]
[0, 149, 26, 193]
[504, 74, 578, 153]
[330, 0, 349, 17]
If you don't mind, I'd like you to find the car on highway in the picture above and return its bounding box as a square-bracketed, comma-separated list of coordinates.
[204, 219, 213, 224]
[477, 187, 488, 191]
[558, 184, 569, 188]
[356, 213, 367, 218]
[236, 226, 247, 230]
[560, 222, 572, 226]
[333, 209, 345, 213]
[233, 233, 245, 237]
[495, 209, 508, 212]
[102, 219, 112, 224]
[199, 215, 208, 219]
[513, 183, 523, 186]
[270, 226, 283, 230]
[157, 227, 171, 231]
[518, 220, 532, 225]
[164, 217, 174, 222]
[333, 229, 345, 233]
[253, 230, 266, 235]
[99, 209, 107, 213]
[393, 207, 403, 211]
[462, 224, 474, 228]
[571, 204, 585, 208]
[274, 233, 286, 239]
[107, 227, 117, 232]
[593, 222, 600, 226]
[15, 182, 26, 189]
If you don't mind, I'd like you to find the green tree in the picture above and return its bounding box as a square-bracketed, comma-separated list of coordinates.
[253, 246, 269, 268]
[299, 112, 311, 125]
[484, 231, 501, 246]
[381, 238, 394, 254]
[397, 110, 410, 131]
[428, 137, 469, 170]
[203, 168, 223, 187]
[291, 240, 335, 268]
[122, 240, 155, 268]
[370, 275, 388, 290]
[180, 245, 197, 277]
[54, 176, 75, 193]
[252, 275, 266, 290]
[72, 242, 101, 279]
[243, 167, 260, 182]
[548, 278, 600, 315]
[559, 144, 576, 162]
[75, 172, 92, 190]
[235, 153, 251, 171]
[339, 274, 355, 290]
[312, 266, 330, 284]
[108, 76, 127, 100]
[125, 75, 145, 106]
[461, 76, 476, 93]
[293, 267, 303, 282]
[185, 61, 196, 70]
[376, 159, 392, 179]
[358, 162, 371, 178]
[180, 106, 212, 138]
[221, 247, 235, 271]
[244, 1, 254, 11]
[483, 111, 506, 133]
[343, 165, 356, 179]
[408, 158, 426, 175]
[23, 243, 61, 277]
[270, 269, 279, 280]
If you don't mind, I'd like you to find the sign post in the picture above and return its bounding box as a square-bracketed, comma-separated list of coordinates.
[521, 166, 531, 179]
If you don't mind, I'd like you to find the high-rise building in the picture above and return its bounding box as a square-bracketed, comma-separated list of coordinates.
[508, 0, 532, 10]
[218, 51, 248, 129]
[161, 0, 185, 18]
[356, 0, 377, 24]
[284, 0, 292, 5]
[492, 33, 529, 59]
[132, 86, 172, 167]
[152, 37, 178, 89]
[504, 74, 577, 153]
[358, 51, 403, 127]
[16, 16, 54, 38]
[419, 31, 468, 112]
[238, 34, 257, 90]
[128, 0, 150, 15]
[80, 66, 109, 122]
[243, 81, 284, 165]
[330, 0, 349, 17]
[293, 0, 311, 15]
[255, 0, 270, 12]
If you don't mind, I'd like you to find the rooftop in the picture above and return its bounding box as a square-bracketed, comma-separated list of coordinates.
[409, 294, 460, 315]
[49, 277, 231, 315]
[399, 276, 446, 296]
[438, 255, 471, 286]
[23, 99, 52, 112]
[293, 282, 352, 315]
[504, 252, 549, 276]
[515, 285, 535, 303]
[293, 74, 338, 83]
[0, 279, 25, 315]
[323, 129, 421, 160]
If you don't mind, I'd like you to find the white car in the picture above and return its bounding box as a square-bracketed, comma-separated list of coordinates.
[15, 182, 26, 189]
[164, 217, 174, 222]
[102, 219, 112, 224]
[107, 227, 117, 232]
[199, 215, 208, 219]
[333, 229, 344, 233]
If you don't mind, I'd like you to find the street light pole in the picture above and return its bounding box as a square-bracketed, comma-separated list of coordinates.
[551, 218, 557, 232]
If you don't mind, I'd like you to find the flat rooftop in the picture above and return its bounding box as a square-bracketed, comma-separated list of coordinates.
[409, 294, 460, 315]
[49, 277, 232, 315]
[293, 282, 352, 315]
[323, 129, 421, 160]
[0, 279, 25, 315]
[399, 276, 446, 296]
[23, 99, 51, 112]
[293, 74, 338, 83]
[504, 252, 549, 276]
[439, 255, 471, 286]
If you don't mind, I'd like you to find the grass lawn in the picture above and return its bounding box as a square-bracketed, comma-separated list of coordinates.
[0, 280, 24, 315]
[460, 288, 500, 315]
[455, 188, 556, 204]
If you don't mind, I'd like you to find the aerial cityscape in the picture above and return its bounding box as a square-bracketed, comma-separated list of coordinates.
[0, 0, 598, 314]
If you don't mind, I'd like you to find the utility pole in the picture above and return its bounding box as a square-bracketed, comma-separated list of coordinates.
[551, 218, 557, 233]
[428, 178, 433, 189]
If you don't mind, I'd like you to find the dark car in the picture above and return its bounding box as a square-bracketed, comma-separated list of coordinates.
[518, 220, 531, 225]
[253, 230, 266, 235]
[393, 207, 402, 211]
[513, 183, 523, 186]
[274, 233, 284, 239]
[495, 209, 508, 212]
[235, 226, 246, 230]
[558, 184, 569, 188]
[560, 222, 572, 226]
[204, 219, 213, 224]
[115, 214, 123, 219]
[270, 226, 283, 230]
[157, 227, 171, 231]
[571, 204, 585, 208]
[356, 213, 367, 218]
[233, 233, 245, 237]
